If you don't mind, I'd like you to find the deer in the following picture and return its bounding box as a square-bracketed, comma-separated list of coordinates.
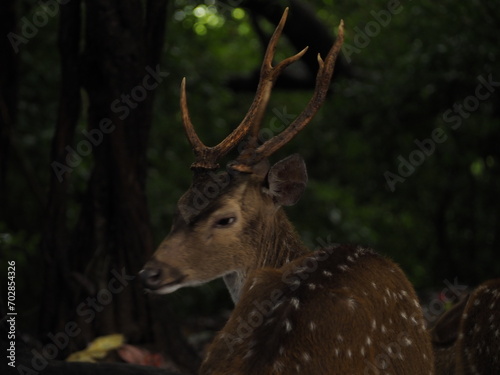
[431, 278, 500, 375]
[140, 8, 434, 374]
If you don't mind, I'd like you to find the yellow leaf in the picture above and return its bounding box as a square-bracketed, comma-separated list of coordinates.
[66, 334, 125, 362]
[87, 334, 125, 351]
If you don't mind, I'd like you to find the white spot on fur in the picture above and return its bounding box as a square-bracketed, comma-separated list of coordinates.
[294, 266, 307, 275]
[291, 297, 300, 310]
[346, 297, 357, 310]
[309, 321, 317, 331]
[290, 279, 301, 288]
[402, 337, 413, 346]
[272, 300, 284, 312]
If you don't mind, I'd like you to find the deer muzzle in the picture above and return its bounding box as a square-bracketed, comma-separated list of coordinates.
[139, 258, 186, 294]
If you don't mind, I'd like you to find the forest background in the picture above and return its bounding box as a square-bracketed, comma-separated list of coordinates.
[1, 0, 498, 372]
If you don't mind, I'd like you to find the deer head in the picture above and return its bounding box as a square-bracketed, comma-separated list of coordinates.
[139, 8, 344, 302]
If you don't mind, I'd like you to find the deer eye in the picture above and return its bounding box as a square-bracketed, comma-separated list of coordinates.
[214, 216, 236, 228]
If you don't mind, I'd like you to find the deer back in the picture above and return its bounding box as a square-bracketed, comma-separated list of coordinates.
[201, 245, 434, 375]
[455, 278, 500, 375]
[431, 293, 469, 375]
[431, 278, 500, 375]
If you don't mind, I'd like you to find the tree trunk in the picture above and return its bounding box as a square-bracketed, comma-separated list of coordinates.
[40, 1, 199, 373]
[0, 0, 18, 204]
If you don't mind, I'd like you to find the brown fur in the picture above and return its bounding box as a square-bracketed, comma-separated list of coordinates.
[456, 279, 500, 375]
[201, 245, 433, 374]
[431, 279, 500, 375]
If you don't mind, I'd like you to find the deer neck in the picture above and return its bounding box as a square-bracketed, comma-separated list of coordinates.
[255, 209, 309, 268]
[224, 208, 308, 303]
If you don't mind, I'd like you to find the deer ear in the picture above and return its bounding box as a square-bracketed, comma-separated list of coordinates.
[265, 154, 308, 206]
[430, 294, 470, 345]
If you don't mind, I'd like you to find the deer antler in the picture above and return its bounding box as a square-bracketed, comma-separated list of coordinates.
[229, 19, 345, 172]
[181, 8, 307, 170]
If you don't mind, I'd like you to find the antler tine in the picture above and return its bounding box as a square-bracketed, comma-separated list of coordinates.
[180, 7, 307, 171]
[212, 7, 308, 164]
[181, 77, 231, 170]
[230, 20, 345, 170]
[227, 8, 308, 167]
[180, 78, 210, 168]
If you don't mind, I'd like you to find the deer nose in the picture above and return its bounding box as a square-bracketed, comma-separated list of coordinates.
[139, 266, 163, 290]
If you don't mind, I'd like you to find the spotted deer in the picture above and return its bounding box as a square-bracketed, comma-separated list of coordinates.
[140, 8, 434, 374]
[431, 278, 500, 375]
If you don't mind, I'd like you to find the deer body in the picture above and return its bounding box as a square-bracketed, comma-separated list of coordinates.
[140, 8, 434, 374]
[432, 278, 500, 375]
[201, 245, 433, 375]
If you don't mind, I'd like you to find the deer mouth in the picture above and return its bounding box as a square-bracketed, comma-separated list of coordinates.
[148, 275, 187, 295]
[139, 260, 189, 294]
